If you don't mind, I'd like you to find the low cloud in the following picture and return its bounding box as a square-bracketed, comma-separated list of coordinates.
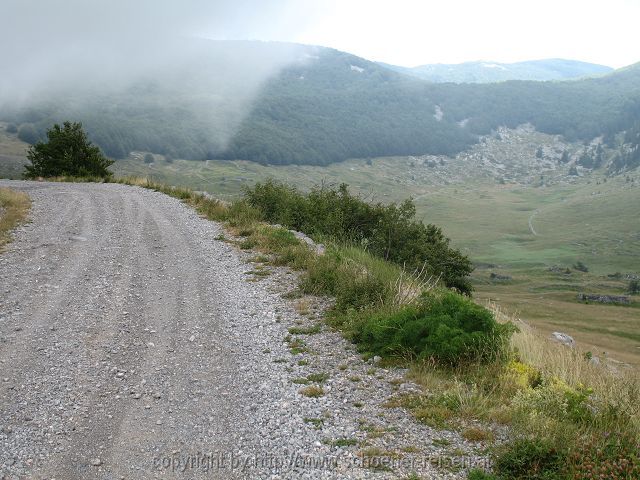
[0, 0, 318, 152]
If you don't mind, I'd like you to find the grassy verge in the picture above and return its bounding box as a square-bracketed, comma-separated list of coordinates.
[0, 187, 31, 251]
[43, 175, 640, 479]
[205, 181, 638, 480]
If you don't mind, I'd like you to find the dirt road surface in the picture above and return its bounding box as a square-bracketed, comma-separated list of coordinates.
[0, 181, 479, 479]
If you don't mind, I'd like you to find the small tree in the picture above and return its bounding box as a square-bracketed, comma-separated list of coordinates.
[629, 279, 640, 295]
[143, 153, 154, 164]
[5, 123, 18, 134]
[24, 122, 113, 178]
[573, 261, 589, 273]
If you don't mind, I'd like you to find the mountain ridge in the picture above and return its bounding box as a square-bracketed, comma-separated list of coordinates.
[1, 40, 639, 169]
[379, 58, 614, 83]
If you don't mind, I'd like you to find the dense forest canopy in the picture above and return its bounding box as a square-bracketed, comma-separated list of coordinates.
[2, 41, 640, 168]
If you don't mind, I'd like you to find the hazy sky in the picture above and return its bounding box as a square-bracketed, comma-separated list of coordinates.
[201, 0, 640, 68]
[304, 0, 640, 68]
[2, 0, 638, 71]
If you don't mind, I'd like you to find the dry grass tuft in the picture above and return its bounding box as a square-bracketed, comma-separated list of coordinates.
[299, 385, 324, 398]
[0, 187, 30, 251]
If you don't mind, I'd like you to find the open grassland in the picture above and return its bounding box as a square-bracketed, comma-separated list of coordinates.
[0, 187, 31, 250]
[474, 267, 640, 366]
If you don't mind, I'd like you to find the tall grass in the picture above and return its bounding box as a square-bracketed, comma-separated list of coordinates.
[491, 302, 640, 431]
[0, 187, 31, 250]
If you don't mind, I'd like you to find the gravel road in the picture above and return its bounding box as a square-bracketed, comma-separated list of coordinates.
[0, 181, 487, 479]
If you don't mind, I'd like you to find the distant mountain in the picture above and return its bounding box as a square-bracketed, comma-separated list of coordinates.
[1, 41, 639, 169]
[380, 59, 613, 83]
[223, 54, 639, 165]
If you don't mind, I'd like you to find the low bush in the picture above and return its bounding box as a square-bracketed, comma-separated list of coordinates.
[244, 180, 474, 294]
[354, 293, 515, 366]
[567, 432, 640, 479]
[493, 438, 565, 480]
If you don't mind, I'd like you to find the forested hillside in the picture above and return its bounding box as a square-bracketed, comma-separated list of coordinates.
[223, 52, 640, 165]
[2, 40, 639, 168]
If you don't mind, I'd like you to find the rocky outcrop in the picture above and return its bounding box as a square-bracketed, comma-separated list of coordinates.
[490, 272, 512, 281]
[577, 293, 630, 305]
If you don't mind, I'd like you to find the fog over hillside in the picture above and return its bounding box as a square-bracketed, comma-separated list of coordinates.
[0, 0, 315, 150]
[1, 1, 638, 170]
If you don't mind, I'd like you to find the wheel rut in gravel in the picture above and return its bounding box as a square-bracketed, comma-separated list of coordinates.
[0, 183, 252, 479]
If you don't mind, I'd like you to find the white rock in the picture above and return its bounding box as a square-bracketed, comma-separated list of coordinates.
[551, 332, 575, 347]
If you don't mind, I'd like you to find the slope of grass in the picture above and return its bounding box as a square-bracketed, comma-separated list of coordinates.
[0, 123, 29, 179]
[163, 178, 639, 479]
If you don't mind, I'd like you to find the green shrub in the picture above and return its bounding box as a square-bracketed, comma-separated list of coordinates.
[573, 261, 589, 272]
[24, 122, 113, 178]
[300, 251, 392, 312]
[354, 293, 515, 366]
[244, 180, 474, 294]
[5, 123, 18, 134]
[467, 469, 497, 480]
[493, 438, 566, 480]
[512, 378, 594, 426]
[143, 153, 154, 163]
